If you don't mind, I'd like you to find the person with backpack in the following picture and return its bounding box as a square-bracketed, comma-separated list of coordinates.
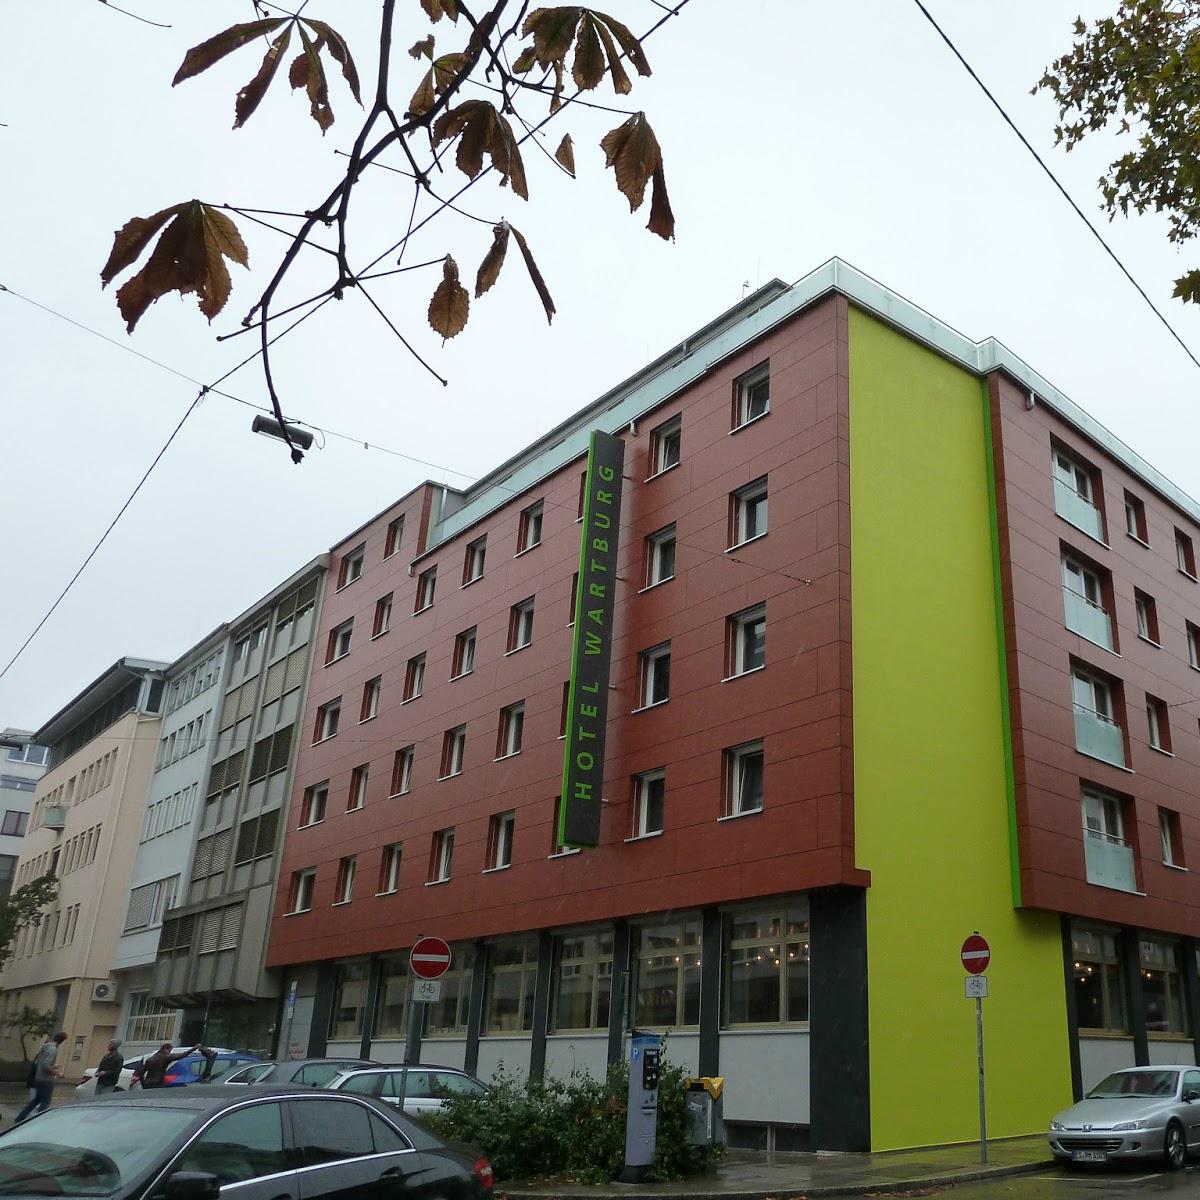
[94, 1040, 124, 1095]
[15, 1032, 67, 1122]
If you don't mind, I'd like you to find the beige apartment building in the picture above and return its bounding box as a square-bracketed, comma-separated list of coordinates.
[0, 659, 167, 1071]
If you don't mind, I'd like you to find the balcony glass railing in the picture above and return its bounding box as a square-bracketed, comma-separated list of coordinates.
[1063, 588, 1114, 651]
[1074, 705, 1126, 767]
[1084, 830, 1137, 893]
[1054, 477, 1105, 541]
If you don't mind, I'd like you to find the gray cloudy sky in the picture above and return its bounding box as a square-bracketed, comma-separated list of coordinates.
[3, 1, 1198, 729]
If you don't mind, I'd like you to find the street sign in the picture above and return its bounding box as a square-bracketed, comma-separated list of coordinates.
[410, 936, 452, 980]
[413, 979, 442, 1004]
[965, 975, 988, 999]
[961, 933, 991, 975]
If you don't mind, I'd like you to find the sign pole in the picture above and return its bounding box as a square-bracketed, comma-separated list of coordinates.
[975, 994, 986, 1164]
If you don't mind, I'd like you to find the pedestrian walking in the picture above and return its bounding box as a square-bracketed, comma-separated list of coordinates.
[94, 1039, 124, 1095]
[15, 1032, 67, 1122]
[136, 1042, 202, 1089]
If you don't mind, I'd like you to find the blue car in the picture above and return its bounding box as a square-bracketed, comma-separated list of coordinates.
[151, 1051, 260, 1088]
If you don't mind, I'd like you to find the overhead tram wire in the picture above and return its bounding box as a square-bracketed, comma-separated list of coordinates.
[909, 0, 1200, 375]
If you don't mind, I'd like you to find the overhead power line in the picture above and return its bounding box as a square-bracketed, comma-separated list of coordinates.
[909, 0, 1200, 375]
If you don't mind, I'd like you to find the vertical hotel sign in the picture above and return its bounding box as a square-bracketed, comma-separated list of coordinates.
[559, 430, 625, 847]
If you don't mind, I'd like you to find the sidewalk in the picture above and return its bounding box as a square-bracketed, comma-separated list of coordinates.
[503, 1135, 1057, 1199]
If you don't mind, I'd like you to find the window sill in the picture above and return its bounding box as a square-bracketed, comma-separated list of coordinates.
[504, 644, 531, 657]
[425, 877, 451, 887]
[575, 515, 584, 524]
[325, 652, 350, 667]
[370, 629, 390, 641]
[312, 734, 338, 746]
[718, 807, 763, 823]
[493, 751, 522, 762]
[376, 888, 398, 896]
[1147, 1032, 1193, 1042]
[625, 831, 663, 843]
[1085, 879, 1146, 897]
[449, 669, 473, 681]
[414, 602, 434, 615]
[726, 532, 767, 553]
[631, 699, 669, 714]
[557, 733, 566, 741]
[549, 848, 581, 858]
[731, 411, 770, 434]
[1149, 745, 1175, 757]
[722, 665, 766, 683]
[335, 580, 360, 593]
[400, 695, 422, 706]
[298, 819, 325, 830]
[331, 899, 352, 908]
[645, 462, 681, 483]
[461, 575, 483, 589]
[345, 804, 364, 814]
[1180, 569, 1199, 583]
[387, 791, 410, 800]
[437, 772, 463, 782]
[1075, 749, 1133, 773]
[1126, 532, 1150, 548]
[1075, 1030, 1134, 1041]
[285, 908, 312, 917]
[1136, 634, 1161, 649]
[638, 576, 675, 594]
[358, 714, 378, 725]
[482, 864, 511, 874]
[514, 543, 542, 559]
[1189, 663, 1200, 673]
[1163, 861, 1189, 873]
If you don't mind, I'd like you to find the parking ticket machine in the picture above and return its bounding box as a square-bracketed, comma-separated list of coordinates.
[620, 1031, 662, 1182]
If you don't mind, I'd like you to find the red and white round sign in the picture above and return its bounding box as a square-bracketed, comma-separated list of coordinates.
[410, 936, 452, 980]
[960, 933, 991, 976]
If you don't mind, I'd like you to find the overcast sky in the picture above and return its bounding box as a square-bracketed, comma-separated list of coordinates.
[3, 1, 1199, 730]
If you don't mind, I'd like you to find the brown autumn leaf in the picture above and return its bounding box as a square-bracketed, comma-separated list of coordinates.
[520, 8, 649, 95]
[410, 34, 435, 59]
[421, 0, 459, 24]
[511, 46, 537, 73]
[288, 32, 324, 90]
[510, 226, 556, 323]
[234, 25, 292, 128]
[433, 101, 529, 199]
[301, 19, 363, 105]
[571, 12, 605, 90]
[647, 161, 674, 241]
[600, 111, 660, 211]
[173, 17, 284, 86]
[555, 133, 576, 175]
[296, 24, 333, 131]
[101, 201, 249, 333]
[409, 52, 469, 117]
[475, 223, 510, 297]
[428, 255, 469, 339]
[589, 16, 631, 94]
[523, 7, 583, 66]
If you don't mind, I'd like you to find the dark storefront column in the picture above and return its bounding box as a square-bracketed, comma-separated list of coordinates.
[607, 920, 630, 1067]
[464, 940, 489, 1077]
[809, 887, 870, 1152]
[698, 908, 721, 1078]
[1183, 937, 1200, 1067]
[1060, 918, 1083, 1102]
[1120, 928, 1149, 1066]
[307, 962, 337, 1058]
[359, 955, 382, 1061]
[528, 931, 554, 1083]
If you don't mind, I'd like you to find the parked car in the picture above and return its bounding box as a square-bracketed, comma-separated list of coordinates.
[223, 1058, 377, 1087]
[1048, 1065, 1200, 1168]
[76, 1047, 241, 1097]
[0, 1084, 494, 1198]
[152, 1052, 261, 1087]
[330, 1065, 490, 1115]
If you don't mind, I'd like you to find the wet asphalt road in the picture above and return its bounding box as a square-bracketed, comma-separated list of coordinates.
[947, 1162, 1200, 1197]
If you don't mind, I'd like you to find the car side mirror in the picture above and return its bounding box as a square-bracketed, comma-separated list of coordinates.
[162, 1172, 220, 1200]
[1186, 1090, 1199, 1103]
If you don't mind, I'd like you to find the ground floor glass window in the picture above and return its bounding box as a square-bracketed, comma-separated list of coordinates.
[1141, 936, 1189, 1035]
[1072, 925, 1128, 1032]
[633, 918, 701, 1028]
[485, 939, 538, 1033]
[723, 902, 810, 1026]
[552, 931, 613, 1032]
[329, 959, 369, 1041]
[425, 945, 474, 1036]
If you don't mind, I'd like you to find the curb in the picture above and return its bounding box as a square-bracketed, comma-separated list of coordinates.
[501, 1157, 1058, 1200]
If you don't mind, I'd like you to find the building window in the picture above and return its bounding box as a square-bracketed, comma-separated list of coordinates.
[463, 536, 487, 584]
[1189, 623, 1200, 670]
[1061, 552, 1114, 650]
[299, 783, 328, 828]
[326, 621, 353, 664]
[233, 810, 280, 866]
[232, 634, 251, 664]
[1147, 694, 1172, 753]
[486, 811, 515, 871]
[373, 956, 409, 1038]
[415, 566, 437, 612]
[559, 681, 570, 738]
[486, 938, 538, 1032]
[289, 869, 315, 914]
[439, 727, 466, 779]
[1135, 589, 1160, 644]
[0, 811, 28, 837]
[373, 594, 393, 638]
[314, 699, 341, 743]
[338, 545, 365, 589]
[632, 769, 665, 838]
[328, 960, 369, 1039]
[1072, 925, 1127, 1031]
[495, 702, 525, 759]
[334, 856, 356, 905]
[125, 992, 176, 1043]
[638, 642, 671, 708]
[568, 573, 579, 626]
[1124, 492, 1148, 542]
[552, 930, 613, 1032]
[648, 415, 681, 477]
[1160, 808, 1184, 868]
[1081, 784, 1137, 893]
[1141, 937, 1189, 1034]
[390, 746, 415, 796]
[403, 654, 426, 702]
[360, 677, 382, 722]
[550, 795, 579, 857]
[377, 843, 402, 895]
[517, 501, 544, 553]
[645, 525, 676, 588]
[421, 944, 474, 1036]
[429, 828, 455, 883]
[730, 477, 768, 547]
[633, 918, 701, 1028]
[384, 516, 404, 559]
[250, 624, 268, 653]
[727, 604, 766, 676]
[1179, 530, 1198, 578]
[451, 628, 476, 679]
[733, 362, 770, 429]
[347, 765, 369, 811]
[1071, 665, 1125, 767]
[1052, 445, 1101, 519]
[724, 740, 764, 817]
[724, 903, 810, 1026]
[508, 597, 535, 652]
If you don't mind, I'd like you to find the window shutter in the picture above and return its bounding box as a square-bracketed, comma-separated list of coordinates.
[209, 829, 233, 874]
[225, 750, 245, 788]
[268, 726, 293, 775]
[218, 904, 242, 950]
[264, 659, 287, 703]
[237, 685, 256, 719]
[207, 758, 228, 797]
[284, 650, 308, 693]
[234, 817, 259, 866]
[198, 908, 222, 954]
[256, 808, 280, 859]
[249, 738, 272, 782]
[221, 688, 240, 730]
[298, 579, 318, 608]
[125, 883, 154, 932]
[191, 837, 213, 880]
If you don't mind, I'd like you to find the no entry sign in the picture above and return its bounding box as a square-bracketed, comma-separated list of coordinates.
[961, 933, 991, 976]
[410, 936, 452, 980]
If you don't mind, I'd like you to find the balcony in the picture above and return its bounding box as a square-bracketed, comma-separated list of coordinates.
[1074, 705, 1126, 768]
[1054, 478, 1106, 542]
[41, 805, 65, 830]
[1064, 587, 1113, 651]
[1084, 830, 1137, 893]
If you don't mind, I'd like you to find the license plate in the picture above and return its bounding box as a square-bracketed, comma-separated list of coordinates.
[1071, 1150, 1108, 1163]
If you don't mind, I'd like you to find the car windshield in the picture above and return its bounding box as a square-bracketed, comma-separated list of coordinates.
[1087, 1070, 1179, 1098]
[0, 1106, 196, 1195]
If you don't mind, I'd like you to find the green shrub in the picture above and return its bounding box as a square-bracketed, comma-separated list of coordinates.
[424, 1054, 715, 1184]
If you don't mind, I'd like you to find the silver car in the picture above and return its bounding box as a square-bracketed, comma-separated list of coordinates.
[1048, 1065, 1200, 1168]
[329, 1065, 489, 1116]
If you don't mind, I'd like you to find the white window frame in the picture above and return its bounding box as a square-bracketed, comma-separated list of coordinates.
[339, 546, 365, 589]
[1189, 623, 1200, 670]
[648, 416, 681, 477]
[390, 746, 415, 796]
[334, 856, 356, 905]
[300, 782, 328, 828]
[291, 869, 315, 914]
[728, 604, 766, 677]
[1160, 809, 1180, 867]
[1053, 448, 1094, 503]
[378, 843, 402, 895]
[1061, 556, 1103, 607]
[1147, 696, 1170, 752]
[487, 812, 515, 871]
[517, 502, 544, 553]
[441, 727, 466, 779]
[497, 703, 525, 759]
[631, 769, 665, 838]
[1135, 592, 1157, 642]
[464, 536, 487, 584]
[1072, 669, 1114, 722]
[347, 765, 369, 812]
[452, 628, 477, 679]
[638, 643, 671, 709]
[315, 700, 341, 743]
[430, 828, 455, 883]
[725, 740, 764, 818]
[360, 677, 381, 722]
[415, 567, 437, 612]
[403, 654, 426, 702]
[645, 525, 676, 588]
[509, 598, 535, 652]
[731, 477, 768, 547]
[1082, 786, 1125, 845]
[373, 594, 393, 638]
[384, 516, 404, 559]
[1178, 530, 1197, 577]
[734, 362, 770, 429]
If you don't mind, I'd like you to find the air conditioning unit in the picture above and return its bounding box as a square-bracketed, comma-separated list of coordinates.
[90, 980, 118, 1004]
[41, 805, 65, 830]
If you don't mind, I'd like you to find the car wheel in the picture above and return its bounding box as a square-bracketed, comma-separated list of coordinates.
[1165, 1120, 1186, 1170]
